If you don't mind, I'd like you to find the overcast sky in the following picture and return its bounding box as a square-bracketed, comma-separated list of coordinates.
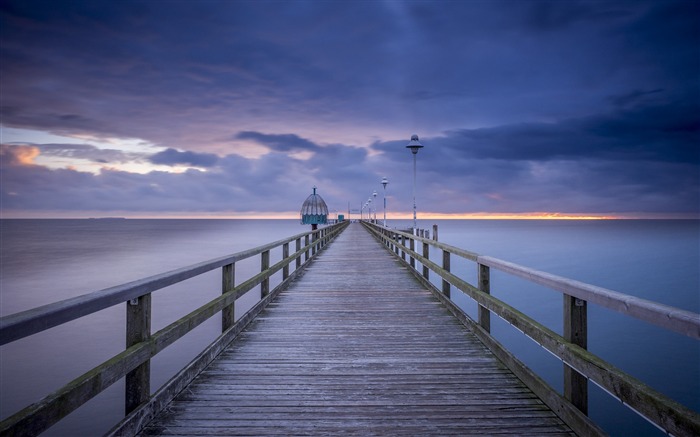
[1, 0, 698, 218]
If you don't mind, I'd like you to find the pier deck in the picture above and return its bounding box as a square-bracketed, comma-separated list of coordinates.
[139, 223, 574, 436]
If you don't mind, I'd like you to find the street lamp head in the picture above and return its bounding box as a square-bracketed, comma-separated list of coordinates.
[406, 134, 423, 155]
[373, 190, 377, 198]
[381, 177, 388, 189]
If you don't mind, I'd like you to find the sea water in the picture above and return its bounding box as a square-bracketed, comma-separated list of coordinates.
[1, 219, 698, 436]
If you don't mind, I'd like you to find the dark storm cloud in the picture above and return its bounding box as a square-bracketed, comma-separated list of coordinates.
[0, 0, 698, 216]
[423, 99, 700, 164]
[608, 89, 664, 108]
[235, 132, 321, 153]
[149, 148, 219, 168]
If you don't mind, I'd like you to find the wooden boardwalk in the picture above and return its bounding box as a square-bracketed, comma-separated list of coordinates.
[140, 223, 574, 436]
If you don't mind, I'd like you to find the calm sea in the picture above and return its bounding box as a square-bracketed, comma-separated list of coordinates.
[1, 219, 698, 436]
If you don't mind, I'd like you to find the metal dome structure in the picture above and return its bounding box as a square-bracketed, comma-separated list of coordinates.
[300, 186, 328, 226]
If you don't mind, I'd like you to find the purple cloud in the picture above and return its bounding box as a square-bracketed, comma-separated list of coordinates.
[148, 148, 219, 168]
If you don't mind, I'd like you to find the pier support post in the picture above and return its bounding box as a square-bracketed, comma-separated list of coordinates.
[261, 250, 270, 297]
[222, 263, 235, 331]
[442, 250, 451, 298]
[125, 293, 151, 414]
[422, 241, 429, 280]
[478, 264, 491, 333]
[564, 294, 588, 414]
[283, 243, 289, 280]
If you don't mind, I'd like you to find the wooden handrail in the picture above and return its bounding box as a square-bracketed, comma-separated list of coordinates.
[381, 225, 700, 339]
[0, 226, 338, 345]
[0, 221, 349, 436]
[363, 221, 700, 437]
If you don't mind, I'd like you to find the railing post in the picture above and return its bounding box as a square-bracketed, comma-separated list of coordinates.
[409, 237, 415, 269]
[564, 294, 588, 414]
[433, 224, 438, 241]
[125, 293, 151, 414]
[282, 243, 290, 280]
[304, 235, 310, 261]
[261, 250, 270, 297]
[422, 240, 429, 280]
[222, 263, 235, 331]
[401, 235, 406, 261]
[478, 263, 491, 332]
[312, 231, 318, 256]
[295, 238, 301, 269]
[442, 250, 451, 298]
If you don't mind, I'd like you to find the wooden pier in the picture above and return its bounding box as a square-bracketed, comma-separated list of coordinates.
[1, 221, 699, 436]
[138, 223, 573, 435]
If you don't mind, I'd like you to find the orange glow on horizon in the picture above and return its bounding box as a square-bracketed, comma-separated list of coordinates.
[391, 212, 618, 220]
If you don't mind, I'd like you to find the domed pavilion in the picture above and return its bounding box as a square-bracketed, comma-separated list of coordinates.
[300, 186, 328, 230]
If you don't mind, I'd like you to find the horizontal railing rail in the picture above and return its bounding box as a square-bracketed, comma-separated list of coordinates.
[0, 221, 349, 437]
[363, 221, 700, 437]
[478, 256, 700, 339]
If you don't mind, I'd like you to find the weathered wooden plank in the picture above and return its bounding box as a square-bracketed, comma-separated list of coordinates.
[140, 427, 574, 436]
[138, 223, 576, 436]
[146, 417, 571, 428]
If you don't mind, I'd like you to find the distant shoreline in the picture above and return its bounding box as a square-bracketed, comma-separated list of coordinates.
[88, 217, 127, 220]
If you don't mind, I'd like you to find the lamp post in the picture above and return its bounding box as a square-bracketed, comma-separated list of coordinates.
[372, 191, 377, 223]
[381, 177, 388, 227]
[368, 197, 372, 224]
[406, 134, 424, 234]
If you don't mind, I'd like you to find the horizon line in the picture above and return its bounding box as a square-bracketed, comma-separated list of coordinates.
[1, 211, 698, 220]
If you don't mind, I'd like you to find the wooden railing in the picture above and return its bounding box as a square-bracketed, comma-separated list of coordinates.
[0, 221, 349, 437]
[363, 221, 700, 437]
